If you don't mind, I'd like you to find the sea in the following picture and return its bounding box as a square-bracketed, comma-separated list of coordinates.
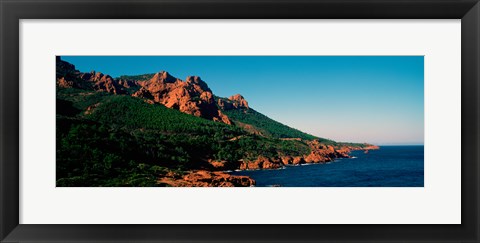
[229, 145, 424, 187]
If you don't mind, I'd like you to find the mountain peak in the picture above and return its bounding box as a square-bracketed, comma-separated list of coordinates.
[132, 72, 229, 124]
[185, 76, 211, 93]
[229, 94, 249, 109]
[185, 75, 202, 83]
[151, 71, 177, 83]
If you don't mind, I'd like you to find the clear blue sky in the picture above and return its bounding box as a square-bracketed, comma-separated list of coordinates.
[61, 56, 424, 145]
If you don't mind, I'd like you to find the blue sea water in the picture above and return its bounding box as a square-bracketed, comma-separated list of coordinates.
[230, 146, 424, 187]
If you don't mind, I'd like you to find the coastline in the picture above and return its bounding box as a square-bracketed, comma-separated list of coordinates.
[211, 142, 379, 171]
[231, 145, 423, 187]
[156, 143, 379, 187]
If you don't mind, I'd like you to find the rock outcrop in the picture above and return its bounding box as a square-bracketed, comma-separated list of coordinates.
[56, 57, 82, 89]
[157, 170, 255, 187]
[239, 156, 283, 170]
[302, 140, 350, 163]
[57, 77, 75, 89]
[292, 156, 305, 165]
[79, 71, 126, 94]
[217, 94, 249, 111]
[363, 145, 380, 150]
[229, 94, 249, 109]
[133, 72, 232, 124]
[56, 57, 126, 94]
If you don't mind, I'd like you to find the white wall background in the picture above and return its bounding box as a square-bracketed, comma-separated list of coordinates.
[20, 20, 461, 224]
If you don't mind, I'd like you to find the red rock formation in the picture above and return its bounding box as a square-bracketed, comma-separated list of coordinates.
[280, 156, 293, 165]
[300, 141, 353, 163]
[132, 72, 232, 124]
[56, 77, 74, 88]
[157, 170, 255, 187]
[335, 147, 351, 157]
[56, 57, 85, 89]
[239, 156, 283, 170]
[304, 151, 332, 163]
[214, 111, 232, 124]
[229, 94, 249, 109]
[78, 71, 126, 94]
[363, 145, 380, 150]
[209, 160, 228, 170]
[292, 156, 305, 165]
[217, 94, 249, 111]
[56, 57, 126, 94]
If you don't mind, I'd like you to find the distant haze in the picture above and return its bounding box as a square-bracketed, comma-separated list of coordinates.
[62, 56, 424, 145]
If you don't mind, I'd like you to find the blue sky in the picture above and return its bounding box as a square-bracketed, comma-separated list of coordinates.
[61, 56, 424, 145]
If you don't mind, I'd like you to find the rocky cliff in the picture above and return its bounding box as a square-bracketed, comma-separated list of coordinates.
[157, 170, 255, 187]
[217, 94, 249, 111]
[132, 72, 232, 124]
[56, 57, 126, 94]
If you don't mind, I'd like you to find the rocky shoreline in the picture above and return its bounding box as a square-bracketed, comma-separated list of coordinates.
[157, 170, 255, 187]
[209, 141, 379, 171]
[157, 144, 379, 187]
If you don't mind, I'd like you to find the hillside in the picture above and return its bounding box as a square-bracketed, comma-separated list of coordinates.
[224, 108, 319, 141]
[55, 57, 377, 187]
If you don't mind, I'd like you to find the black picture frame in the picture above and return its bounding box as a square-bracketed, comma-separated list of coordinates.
[1, 0, 479, 242]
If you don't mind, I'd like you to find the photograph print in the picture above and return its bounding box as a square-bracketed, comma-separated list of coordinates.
[56, 56, 424, 187]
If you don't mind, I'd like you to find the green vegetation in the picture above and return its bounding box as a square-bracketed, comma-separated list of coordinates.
[57, 118, 168, 186]
[223, 107, 335, 143]
[57, 87, 111, 111]
[89, 95, 244, 135]
[56, 92, 313, 186]
[336, 142, 373, 149]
